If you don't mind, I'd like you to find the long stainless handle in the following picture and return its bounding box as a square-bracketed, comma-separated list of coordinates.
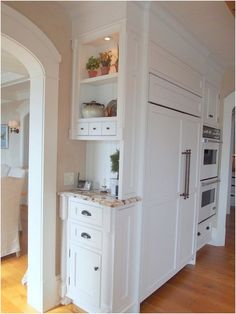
[186, 149, 191, 198]
[180, 150, 191, 200]
[201, 178, 220, 186]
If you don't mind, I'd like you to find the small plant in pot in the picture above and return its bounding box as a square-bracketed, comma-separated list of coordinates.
[110, 149, 119, 197]
[86, 56, 100, 78]
[99, 51, 112, 75]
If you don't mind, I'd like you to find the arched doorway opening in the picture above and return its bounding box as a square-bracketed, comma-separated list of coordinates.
[2, 4, 61, 312]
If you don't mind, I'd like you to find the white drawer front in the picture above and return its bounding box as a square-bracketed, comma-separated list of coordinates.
[69, 200, 103, 227]
[70, 223, 102, 250]
[89, 122, 102, 136]
[102, 121, 116, 136]
[197, 218, 212, 250]
[77, 123, 89, 136]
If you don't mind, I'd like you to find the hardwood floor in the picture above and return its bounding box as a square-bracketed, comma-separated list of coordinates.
[141, 207, 235, 313]
[1, 207, 234, 313]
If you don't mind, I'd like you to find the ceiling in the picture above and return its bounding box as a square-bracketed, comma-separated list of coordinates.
[1, 50, 30, 105]
[59, 0, 235, 70]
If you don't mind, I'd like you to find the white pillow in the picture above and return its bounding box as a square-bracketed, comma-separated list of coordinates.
[1, 164, 10, 177]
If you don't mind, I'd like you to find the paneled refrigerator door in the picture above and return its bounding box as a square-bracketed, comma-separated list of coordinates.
[141, 104, 182, 299]
[177, 116, 200, 269]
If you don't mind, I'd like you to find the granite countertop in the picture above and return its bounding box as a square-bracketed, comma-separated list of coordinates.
[59, 189, 141, 208]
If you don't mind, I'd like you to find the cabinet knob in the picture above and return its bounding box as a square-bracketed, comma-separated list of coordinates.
[212, 206, 216, 210]
[106, 127, 110, 130]
[81, 127, 84, 130]
[81, 210, 91, 216]
[81, 232, 91, 239]
[93, 127, 96, 130]
[94, 266, 99, 271]
[206, 226, 210, 230]
[208, 114, 213, 118]
[197, 232, 201, 236]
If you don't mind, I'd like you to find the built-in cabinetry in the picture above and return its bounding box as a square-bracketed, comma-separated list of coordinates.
[63, 1, 226, 312]
[203, 81, 220, 127]
[60, 194, 140, 313]
[141, 76, 201, 300]
[71, 26, 122, 141]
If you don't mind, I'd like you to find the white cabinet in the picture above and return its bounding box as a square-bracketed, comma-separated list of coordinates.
[141, 99, 200, 300]
[67, 244, 101, 309]
[71, 26, 122, 141]
[60, 195, 140, 313]
[203, 81, 220, 127]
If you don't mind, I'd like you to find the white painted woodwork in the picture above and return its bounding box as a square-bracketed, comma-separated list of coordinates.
[61, 195, 140, 313]
[149, 42, 203, 97]
[149, 73, 202, 117]
[2, 4, 61, 312]
[67, 244, 101, 309]
[141, 100, 200, 301]
[203, 81, 220, 127]
[119, 29, 143, 199]
[197, 217, 213, 251]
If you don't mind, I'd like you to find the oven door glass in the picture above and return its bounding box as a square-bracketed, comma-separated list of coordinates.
[203, 149, 217, 165]
[201, 188, 215, 207]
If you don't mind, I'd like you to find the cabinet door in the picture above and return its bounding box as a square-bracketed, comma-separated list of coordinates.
[141, 104, 200, 300]
[141, 104, 182, 299]
[177, 116, 200, 268]
[67, 244, 101, 309]
[204, 81, 219, 127]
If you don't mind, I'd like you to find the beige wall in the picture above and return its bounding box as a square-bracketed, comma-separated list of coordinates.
[5, 1, 86, 273]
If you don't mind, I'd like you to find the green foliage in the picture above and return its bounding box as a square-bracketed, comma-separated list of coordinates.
[110, 149, 119, 173]
[99, 51, 112, 67]
[86, 56, 100, 70]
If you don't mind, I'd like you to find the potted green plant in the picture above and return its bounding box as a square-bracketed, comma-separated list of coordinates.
[110, 149, 119, 197]
[86, 56, 100, 78]
[99, 51, 112, 75]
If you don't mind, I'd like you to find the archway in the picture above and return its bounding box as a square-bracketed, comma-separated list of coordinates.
[2, 4, 61, 312]
[213, 92, 235, 246]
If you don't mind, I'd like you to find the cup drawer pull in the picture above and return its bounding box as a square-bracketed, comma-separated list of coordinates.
[81, 232, 91, 239]
[81, 210, 92, 217]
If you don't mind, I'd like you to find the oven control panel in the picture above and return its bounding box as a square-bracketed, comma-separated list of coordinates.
[203, 126, 221, 140]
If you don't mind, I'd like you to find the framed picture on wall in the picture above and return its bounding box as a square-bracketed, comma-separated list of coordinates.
[1, 124, 9, 149]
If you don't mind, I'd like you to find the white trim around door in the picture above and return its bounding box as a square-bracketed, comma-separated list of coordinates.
[2, 4, 61, 312]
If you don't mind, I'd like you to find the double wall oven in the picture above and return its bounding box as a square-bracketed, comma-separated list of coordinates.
[199, 126, 221, 224]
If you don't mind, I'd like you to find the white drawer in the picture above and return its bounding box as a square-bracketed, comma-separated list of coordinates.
[77, 123, 89, 136]
[89, 122, 102, 136]
[68, 200, 103, 227]
[102, 121, 116, 136]
[70, 222, 102, 250]
[197, 218, 212, 251]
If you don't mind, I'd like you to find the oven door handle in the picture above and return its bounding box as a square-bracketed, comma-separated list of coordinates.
[180, 149, 191, 200]
[201, 179, 221, 187]
[202, 138, 222, 144]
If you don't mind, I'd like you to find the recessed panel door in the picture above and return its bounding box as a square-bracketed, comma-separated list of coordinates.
[177, 115, 200, 268]
[67, 244, 101, 308]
